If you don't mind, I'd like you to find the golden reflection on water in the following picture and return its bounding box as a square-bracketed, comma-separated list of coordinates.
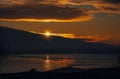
[44, 55, 74, 71]
[44, 55, 52, 71]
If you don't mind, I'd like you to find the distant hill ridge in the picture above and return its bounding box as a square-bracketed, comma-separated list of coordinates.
[0, 26, 120, 55]
[0, 67, 120, 79]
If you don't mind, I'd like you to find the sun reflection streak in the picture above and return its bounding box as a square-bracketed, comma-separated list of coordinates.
[44, 55, 51, 71]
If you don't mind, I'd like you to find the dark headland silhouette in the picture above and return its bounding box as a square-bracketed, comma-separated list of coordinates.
[0, 67, 120, 79]
[0, 26, 120, 79]
[0, 26, 120, 55]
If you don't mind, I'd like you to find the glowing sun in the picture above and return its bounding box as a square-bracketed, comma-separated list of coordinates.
[45, 31, 51, 37]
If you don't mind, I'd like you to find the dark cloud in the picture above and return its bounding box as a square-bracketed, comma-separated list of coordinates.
[0, 4, 87, 19]
[0, 3, 92, 22]
[103, 0, 120, 4]
[92, 0, 120, 14]
[0, 0, 119, 22]
[101, 6, 120, 11]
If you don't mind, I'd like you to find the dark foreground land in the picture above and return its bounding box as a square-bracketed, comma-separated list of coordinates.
[0, 67, 120, 79]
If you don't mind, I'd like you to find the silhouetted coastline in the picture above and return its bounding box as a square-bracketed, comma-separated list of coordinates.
[0, 26, 120, 55]
[0, 67, 120, 79]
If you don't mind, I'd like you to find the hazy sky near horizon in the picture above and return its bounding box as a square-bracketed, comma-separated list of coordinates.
[0, 0, 120, 45]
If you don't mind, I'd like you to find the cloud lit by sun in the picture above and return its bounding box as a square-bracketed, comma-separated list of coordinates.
[0, 0, 120, 22]
[27, 30, 110, 42]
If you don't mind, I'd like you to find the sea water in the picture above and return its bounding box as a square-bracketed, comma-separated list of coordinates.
[0, 54, 119, 73]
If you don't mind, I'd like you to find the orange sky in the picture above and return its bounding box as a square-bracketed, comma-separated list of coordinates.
[0, 0, 120, 45]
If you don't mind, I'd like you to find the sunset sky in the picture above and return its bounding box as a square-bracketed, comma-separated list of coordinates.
[0, 0, 120, 45]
